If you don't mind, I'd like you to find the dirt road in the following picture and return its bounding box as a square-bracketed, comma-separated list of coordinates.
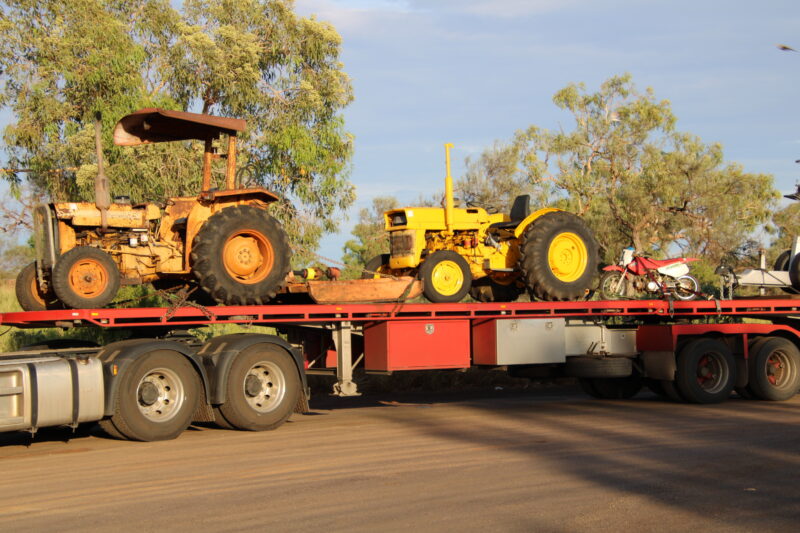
[1, 386, 799, 532]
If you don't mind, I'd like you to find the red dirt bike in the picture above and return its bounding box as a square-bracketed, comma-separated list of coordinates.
[599, 247, 700, 300]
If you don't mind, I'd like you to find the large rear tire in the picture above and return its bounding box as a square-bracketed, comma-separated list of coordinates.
[51, 246, 120, 309]
[519, 211, 599, 301]
[214, 345, 301, 431]
[675, 338, 736, 404]
[106, 350, 201, 441]
[419, 250, 472, 303]
[748, 337, 800, 401]
[191, 205, 291, 305]
[361, 254, 392, 279]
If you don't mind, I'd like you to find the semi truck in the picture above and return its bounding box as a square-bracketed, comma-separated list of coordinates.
[1, 297, 799, 441]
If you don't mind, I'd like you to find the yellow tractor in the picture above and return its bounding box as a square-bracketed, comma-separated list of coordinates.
[16, 108, 291, 310]
[365, 144, 598, 303]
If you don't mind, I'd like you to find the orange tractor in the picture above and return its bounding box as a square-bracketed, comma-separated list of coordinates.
[16, 108, 291, 310]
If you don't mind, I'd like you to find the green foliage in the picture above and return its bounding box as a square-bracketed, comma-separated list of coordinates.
[341, 196, 397, 278]
[0, 0, 355, 256]
[456, 141, 527, 213]
[467, 74, 778, 285]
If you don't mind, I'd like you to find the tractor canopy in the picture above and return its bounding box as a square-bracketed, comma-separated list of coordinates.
[113, 108, 247, 146]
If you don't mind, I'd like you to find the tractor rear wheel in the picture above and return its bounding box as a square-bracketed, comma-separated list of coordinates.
[51, 247, 120, 309]
[361, 254, 392, 279]
[519, 211, 598, 301]
[191, 205, 291, 305]
[15, 262, 59, 311]
[419, 250, 472, 303]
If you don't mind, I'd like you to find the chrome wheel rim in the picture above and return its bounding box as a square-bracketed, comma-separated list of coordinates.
[243, 361, 286, 413]
[137, 367, 185, 422]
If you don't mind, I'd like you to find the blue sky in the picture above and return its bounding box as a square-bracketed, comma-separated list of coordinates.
[295, 0, 800, 260]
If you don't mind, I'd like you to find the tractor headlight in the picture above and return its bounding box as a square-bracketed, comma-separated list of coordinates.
[391, 213, 407, 226]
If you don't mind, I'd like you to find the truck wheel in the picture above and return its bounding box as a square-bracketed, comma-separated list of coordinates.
[519, 212, 598, 301]
[643, 378, 668, 398]
[748, 337, 800, 401]
[51, 246, 120, 309]
[361, 254, 391, 279]
[108, 350, 201, 441]
[565, 356, 632, 378]
[599, 271, 629, 300]
[15, 262, 59, 311]
[214, 345, 301, 431]
[419, 250, 472, 303]
[773, 250, 795, 293]
[191, 205, 291, 305]
[675, 338, 735, 404]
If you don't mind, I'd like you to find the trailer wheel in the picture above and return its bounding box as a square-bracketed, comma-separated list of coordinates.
[643, 378, 668, 398]
[214, 345, 300, 431]
[736, 336, 770, 399]
[675, 338, 736, 404]
[579, 376, 642, 399]
[660, 380, 685, 402]
[419, 250, 472, 303]
[565, 356, 632, 378]
[51, 247, 120, 309]
[108, 350, 201, 441]
[519, 211, 599, 301]
[748, 337, 800, 401]
[191, 205, 291, 305]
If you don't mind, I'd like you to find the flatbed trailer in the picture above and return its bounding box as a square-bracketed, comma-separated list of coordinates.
[1, 297, 800, 441]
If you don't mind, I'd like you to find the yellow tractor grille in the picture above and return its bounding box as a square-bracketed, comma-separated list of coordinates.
[390, 231, 415, 257]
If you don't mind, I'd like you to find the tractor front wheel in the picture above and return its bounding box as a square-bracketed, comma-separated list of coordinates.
[51, 247, 120, 309]
[419, 250, 472, 303]
[191, 205, 291, 305]
[15, 262, 59, 311]
[519, 212, 598, 301]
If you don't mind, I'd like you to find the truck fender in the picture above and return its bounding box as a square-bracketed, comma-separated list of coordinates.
[97, 338, 210, 417]
[511, 208, 561, 239]
[195, 333, 308, 406]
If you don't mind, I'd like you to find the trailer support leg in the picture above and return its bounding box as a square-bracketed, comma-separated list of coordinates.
[332, 321, 360, 397]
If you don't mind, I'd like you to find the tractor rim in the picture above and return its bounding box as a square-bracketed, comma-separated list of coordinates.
[695, 352, 729, 394]
[29, 275, 46, 307]
[764, 349, 795, 389]
[548, 232, 588, 283]
[431, 260, 465, 296]
[68, 258, 109, 298]
[223, 230, 274, 284]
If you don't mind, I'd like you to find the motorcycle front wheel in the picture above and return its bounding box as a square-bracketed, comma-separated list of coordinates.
[672, 274, 699, 300]
[599, 271, 631, 300]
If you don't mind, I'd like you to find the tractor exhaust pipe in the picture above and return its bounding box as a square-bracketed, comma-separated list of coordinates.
[444, 143, 454, 234]
[94, 112, 111, 230]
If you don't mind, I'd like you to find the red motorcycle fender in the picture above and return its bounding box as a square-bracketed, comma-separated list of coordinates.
[602, 265, 625, 272]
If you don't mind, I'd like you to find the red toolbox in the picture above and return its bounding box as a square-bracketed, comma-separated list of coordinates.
[363, 319, 471, 371]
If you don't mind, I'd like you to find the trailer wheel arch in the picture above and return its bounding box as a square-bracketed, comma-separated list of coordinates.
[98, 339, 210, 418]
[197, 333, 308, 410]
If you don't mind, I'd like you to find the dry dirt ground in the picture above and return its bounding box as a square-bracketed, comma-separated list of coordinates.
[1, 386, 799, 532]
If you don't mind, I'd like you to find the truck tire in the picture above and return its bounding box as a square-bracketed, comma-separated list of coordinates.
[419, 250, 472, 303]
[191, 205, 291, 305]
[748, 337, 800, 401]
[107, 350, 201, 441]
[214, 345, 301, 431]
[51, 247, 120, 309]
[519, 211, 598, 301]
[773, 250, 795, 294]
[675, 338, 735, 404]
[565, 356, 632, 378]
[15, 262, 59, 311]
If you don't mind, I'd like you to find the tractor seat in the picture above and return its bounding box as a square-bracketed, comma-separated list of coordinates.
[489, 194, 531, 231]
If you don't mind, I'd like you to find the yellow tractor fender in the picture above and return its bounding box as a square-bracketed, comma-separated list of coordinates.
[512, 207, 562, 239]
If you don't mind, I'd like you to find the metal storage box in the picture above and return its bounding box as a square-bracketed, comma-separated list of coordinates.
[363, 320, 471, 371]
